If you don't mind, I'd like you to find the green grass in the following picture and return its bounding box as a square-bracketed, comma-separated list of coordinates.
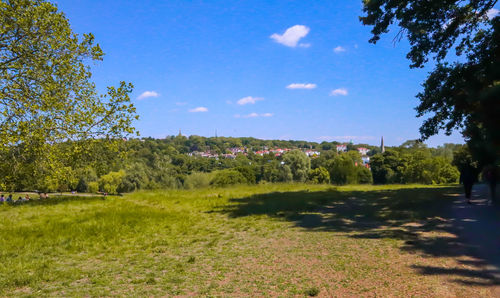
[0, 184, 494, 296]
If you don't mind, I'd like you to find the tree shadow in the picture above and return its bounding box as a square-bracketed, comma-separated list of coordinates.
[2, 195, 106, 207]
[221, 186, 500, 287]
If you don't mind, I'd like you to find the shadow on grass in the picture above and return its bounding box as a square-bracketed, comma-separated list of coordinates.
[221, 186, 500, 287]
[3, 195, 106, 207]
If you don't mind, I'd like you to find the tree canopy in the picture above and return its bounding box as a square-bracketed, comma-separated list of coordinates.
[0, 0, 137, 190]
[361, 0, 500, 166]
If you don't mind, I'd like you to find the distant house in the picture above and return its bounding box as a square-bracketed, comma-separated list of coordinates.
[228, 147, 246, 154]
[255, 150, 270, 156]
[269, 148, 292, 156]
[357, 147, 370, 156]
[362, 156, 370, 167]
[304, 150, 321, 157]
[191, 151, 218, 158]
[336, 144, 347, 153]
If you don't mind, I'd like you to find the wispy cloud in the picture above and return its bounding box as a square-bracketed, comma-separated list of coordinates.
[237, 96, 263, 105]
[330, 88, 348, 96]
[270, 25, 310, 48]
[137, 91, 159, 100]
[234, 112, 274, 118]
[189, 107, 208, 113]
[244, 113, 259, 118]
[333, 46, 346, 53]
[487, 8, 499, 19]
[318, 136, 375, 142]
[175, 102, 187, 106]
[286, 83, 317, 90]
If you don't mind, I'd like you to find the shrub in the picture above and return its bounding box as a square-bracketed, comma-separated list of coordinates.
[357, 166, 373, 184]
[235, 166, 257, 184]
[88, 182, 99, 193]
[98, 170, 126, 194]
[76, 178, 88, 193]
[438, 163, 460, 183]
[184, 172, 212, 189]
[304, 287, 320, 296]
[308, 167, 330, 184]
[210, 169, 247, 187]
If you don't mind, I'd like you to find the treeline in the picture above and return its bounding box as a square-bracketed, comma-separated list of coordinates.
[0, 136, 464, 193]
[370, 142, 461, 184]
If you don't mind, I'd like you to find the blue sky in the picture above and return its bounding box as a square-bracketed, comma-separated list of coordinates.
[53, 0, 498, 147]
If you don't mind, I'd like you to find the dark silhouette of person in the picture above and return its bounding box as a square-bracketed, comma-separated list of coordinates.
[483, 166, 498, 204]
[460, 166, 478, 204]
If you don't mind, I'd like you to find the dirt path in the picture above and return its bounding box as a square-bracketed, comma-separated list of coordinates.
[449, 183, 500, 292]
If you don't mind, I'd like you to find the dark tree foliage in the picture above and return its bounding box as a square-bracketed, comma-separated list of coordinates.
[361, 0, 497, 68]
[417, 18, 500, 164]
[361, 0, 500, 165]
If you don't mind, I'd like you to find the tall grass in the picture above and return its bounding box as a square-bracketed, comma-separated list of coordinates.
[0, 183, 478, 297]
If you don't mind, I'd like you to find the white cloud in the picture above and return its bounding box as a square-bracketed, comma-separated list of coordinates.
[237, 96, 263, 105]
[234, 113, 274, 118]
[298, 43, 311, 48]
[270, 25, 310, 47]
[318, 136, 375, 142]
[175, 102, 187, 106]
[189, 107, 208, 113]
[286, 83, 317, 90]
[137, 91, 159, 100]
[330, 88, 348, 96]
[245, 112, 259, 118]
[333, 46, 346, 53]
[487, 8, 499, 19]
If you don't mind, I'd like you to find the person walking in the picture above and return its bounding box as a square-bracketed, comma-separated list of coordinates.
[483, 165, 498, 204]
[460, 165, 478, 204]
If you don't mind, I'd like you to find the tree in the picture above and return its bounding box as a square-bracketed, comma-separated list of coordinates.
[356, 166, 373, 184]
[118, 162, 150, 192]
[0, 0, 137, 190]
[369, 150, 407, 184]
[282, 150, 311, 182]
[262, 160, 293, 183]
[417, 19, 500, 166]
[308, 167, 330, 184]
[361, 1, 500, 165]
[327, 154, 359, 185]
[452, 145, 479, 172]
[98, 170, 126, 194]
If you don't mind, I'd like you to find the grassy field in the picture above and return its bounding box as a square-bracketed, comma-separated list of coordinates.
[0, 184, 496, 296]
